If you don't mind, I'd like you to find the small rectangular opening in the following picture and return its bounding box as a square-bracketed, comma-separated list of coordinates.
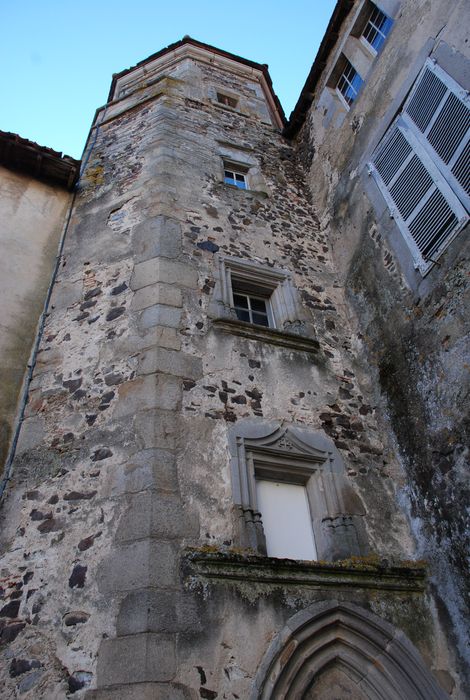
[217, 92, 238, 108]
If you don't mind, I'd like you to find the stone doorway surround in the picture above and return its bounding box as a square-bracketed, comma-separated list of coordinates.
[251, 600, 449, 699]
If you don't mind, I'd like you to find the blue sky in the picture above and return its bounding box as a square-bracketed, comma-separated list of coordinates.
[2, 1, 337, 159]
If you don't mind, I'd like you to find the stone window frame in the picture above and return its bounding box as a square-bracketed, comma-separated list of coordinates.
[216, 91, 238, 109]
[210, 86, 242, 113]
[228, 420, 367, 561]
[210, 256, 303, 333]
[217, 143, 270, 196]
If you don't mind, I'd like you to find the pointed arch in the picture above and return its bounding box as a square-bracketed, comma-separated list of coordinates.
[252, 601, 448, 700]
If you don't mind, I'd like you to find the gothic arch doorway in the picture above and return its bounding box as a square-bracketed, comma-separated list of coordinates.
[252, 600, 448, 700]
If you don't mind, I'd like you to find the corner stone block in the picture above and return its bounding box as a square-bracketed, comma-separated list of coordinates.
[131, 282, 183, 311]
[136, 409, 178, 450]
[133, 216, 182, 262]
[113, 326, 181, 353]
[96, 633, 176, 686]
[113, 374, 182, 418]
[103, 448, 179, 496]
[130, 258, 198, 291]
[49, 277, 83, 310]
[116, 589, 202, 636]
[97, 539, 178, 593]
[115, 491, 200, 542]
[138, 304, 182, 331]
[137, 347, 203, 380]
[14, 415, 46, 454]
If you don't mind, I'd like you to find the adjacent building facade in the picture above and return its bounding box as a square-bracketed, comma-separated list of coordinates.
[0, 1, 468, 698]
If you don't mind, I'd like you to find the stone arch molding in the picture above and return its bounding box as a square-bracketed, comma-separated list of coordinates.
[251, 600, 448, 700]
[228, 419, 367, 559]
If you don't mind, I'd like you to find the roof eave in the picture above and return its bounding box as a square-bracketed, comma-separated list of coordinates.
[0, 131, 80, 190]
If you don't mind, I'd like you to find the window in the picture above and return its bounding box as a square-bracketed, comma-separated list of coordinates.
[230, 272, 275, 327]
[228, 421, 367, 561]
[213, 256, 301, 332]
[217, 92, 238, 108]
[369, 59, 469, 273]
[232, 292, 272, 327]
[223, 164, 248, 189]
[361, 4, 393, 53]
[336, 59, 364, 107]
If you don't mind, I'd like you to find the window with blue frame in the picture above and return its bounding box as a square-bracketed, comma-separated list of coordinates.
[336, 60, 364, 106]
[362, 5, 393, 53]
[224, 162, 248, 189]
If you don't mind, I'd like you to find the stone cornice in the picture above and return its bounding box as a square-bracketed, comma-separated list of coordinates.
[212, 317, 321, 354]
[183, 548, 427, 593]
[107, 38, 285, 130]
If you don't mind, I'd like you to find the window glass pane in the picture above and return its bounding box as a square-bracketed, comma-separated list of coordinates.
[234, 308, 250, 323]
[363, 7, 393, 52]
[337, 60, 363, 105]
[250, 297, 267, 312]
[256, 480, 317, 560]
[233, 294, 248, 308]
[224, 171, 236, 186]
[252, 312, 269, 327]
[350, 71, 364, 95]
[235, 174, 247, 189]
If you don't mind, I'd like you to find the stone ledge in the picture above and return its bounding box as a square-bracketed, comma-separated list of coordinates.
[212, 318, 321, 354]
[182, 549, 427, 593]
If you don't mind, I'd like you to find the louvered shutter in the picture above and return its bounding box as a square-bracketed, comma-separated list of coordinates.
[369, 59, 469, 274]
[403, 59, 470, 210]
[370, 117, 468, 273]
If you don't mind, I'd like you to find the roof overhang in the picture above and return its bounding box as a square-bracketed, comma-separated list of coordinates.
[0, 131, 80, 190]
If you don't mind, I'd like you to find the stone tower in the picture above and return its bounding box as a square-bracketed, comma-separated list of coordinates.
[0, 36, 464, 698]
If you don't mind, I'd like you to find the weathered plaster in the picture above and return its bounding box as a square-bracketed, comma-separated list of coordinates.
[0, 166, 73, 470]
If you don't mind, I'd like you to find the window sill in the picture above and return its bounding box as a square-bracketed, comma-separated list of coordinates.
[182, 548, 427, 593]
[359, 34, 378, 58]
[212, 317, 320, 354]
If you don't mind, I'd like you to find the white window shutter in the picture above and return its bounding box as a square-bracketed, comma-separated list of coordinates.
[403, 59, 470, 208]
[369, 117, 468, 273]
